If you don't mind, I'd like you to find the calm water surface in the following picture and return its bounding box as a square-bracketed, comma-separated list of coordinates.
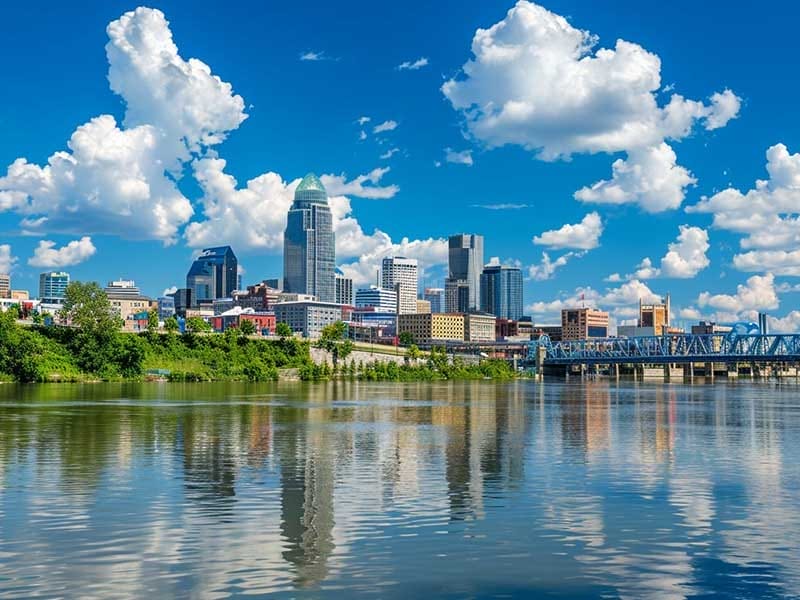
[1, 380, 799, 598]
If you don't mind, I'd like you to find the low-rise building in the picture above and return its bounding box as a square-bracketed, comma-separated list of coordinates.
[11, 290, 29, 301]
[277, 292, 316, 303]
[465, 312, 496, 342]
[397, 313, 465, 345]
[105, 280, 151, 329]
[234, 281, 282, 311]
[239, 312, 276, 335]
[274, 301, 342, 338]
[691, 321, 732, 335]
[561, 308, 609, 341]
[532, 325, 562, 342]
[496, 319, 519, 340]
[617, 325, 656, 338]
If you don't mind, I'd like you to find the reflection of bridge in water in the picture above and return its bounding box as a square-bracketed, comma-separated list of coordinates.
[529, 332, 800, 379]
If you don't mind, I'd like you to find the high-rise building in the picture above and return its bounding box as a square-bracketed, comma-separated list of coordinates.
[355, 285, 397, 312]
[424, 287, 445, 313]
[39, 271, 70, 303]
[445, 279, 470, 314]
[381, 256, 418, 314]
[335, 270, 353, 305]
[639, 294, 670, 335]
[0, 273, 10, 298]
[186, 246, 238, 306]
[446, 234, 483, 312]
[283, 173, 335, 303]
[480, 264, 523, 320]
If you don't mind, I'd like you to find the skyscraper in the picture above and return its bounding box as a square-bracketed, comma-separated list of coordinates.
[0, 273, 9, 299]
[283, 173, 335, 303]
[480, 264, 523, 320]
[446, 234, 483, 312]
[381, 256, 418, 314]
[39, 271, 70, 303]
[186, 246, 238, 306]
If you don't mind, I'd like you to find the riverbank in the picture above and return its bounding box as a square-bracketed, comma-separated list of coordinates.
[0, 314, 517, 383]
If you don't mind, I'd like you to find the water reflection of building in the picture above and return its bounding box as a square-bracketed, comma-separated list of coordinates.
[430, 382, 526, 520]
[560, 382, 611, 456]
[277, 404, 336, 587]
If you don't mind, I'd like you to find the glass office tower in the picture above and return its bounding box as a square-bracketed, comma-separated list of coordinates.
[480, 264, 523, 320]
[283, 173, 335, 303]
[446, 234, 483, 312]
[39, 271, 70, 303]
[186, 246, 238, 306]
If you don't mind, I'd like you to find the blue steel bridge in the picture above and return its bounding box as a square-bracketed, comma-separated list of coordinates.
[529, 331, 800, 367]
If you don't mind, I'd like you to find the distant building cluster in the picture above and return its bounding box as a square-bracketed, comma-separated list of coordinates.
[0, 170, 727, 344]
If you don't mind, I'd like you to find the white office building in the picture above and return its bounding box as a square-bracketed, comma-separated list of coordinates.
[381, 256, 418, 315]
[355, 285, 397, 313]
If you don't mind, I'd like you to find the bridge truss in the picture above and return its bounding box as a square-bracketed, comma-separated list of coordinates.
[530, 333, 800, 366]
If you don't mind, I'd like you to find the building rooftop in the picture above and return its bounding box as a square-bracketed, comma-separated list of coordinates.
[296, 173, 326, 194]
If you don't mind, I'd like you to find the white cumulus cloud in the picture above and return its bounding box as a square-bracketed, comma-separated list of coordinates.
[442, 1, 740, 212]
[533, 212, 602, 250]
[0, 7, 247, 243]
[528, 251, 582, 281]
[321, 167, 399, 199]
[0, 245, 17, 274]
[574, 143, 696, 212]
[697, 273, 778, 315]
[688, 143, 800, 274]
[28, 236, 96, 268]
[626, 225, 710, 279]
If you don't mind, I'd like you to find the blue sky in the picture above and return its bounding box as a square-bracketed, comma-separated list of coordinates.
[1, 0, 799, 329]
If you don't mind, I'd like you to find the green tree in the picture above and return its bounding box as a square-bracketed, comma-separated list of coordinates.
[164, 315, 179, 334]
[60, 281, 120, 333]
[275, 321, 292, 339]
[398, 331, 414, 347]
[239, 319, 257, 336]
[315, 321, 353, 368]
[406, 344, 422, 362]
[146, 308, 159, 334]
[59, 282, 122, 374]
[186, 316, 211, 334]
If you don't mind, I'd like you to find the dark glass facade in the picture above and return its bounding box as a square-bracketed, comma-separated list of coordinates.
[283, 173, 335, 303]
[480, 265, 523, 320]
[447, 234, 483, 312]
[186, 246, 238, 306]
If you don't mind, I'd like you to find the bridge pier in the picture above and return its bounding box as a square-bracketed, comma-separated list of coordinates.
[705, 362, 714, 382]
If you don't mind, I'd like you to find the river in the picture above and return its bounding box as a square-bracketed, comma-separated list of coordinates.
[1, 380, 798, 598]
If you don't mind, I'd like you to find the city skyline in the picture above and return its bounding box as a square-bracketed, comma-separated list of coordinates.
[1, 2, 799, 330]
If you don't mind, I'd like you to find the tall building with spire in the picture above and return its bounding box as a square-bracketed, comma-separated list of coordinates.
[283, 173, 335, 303]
